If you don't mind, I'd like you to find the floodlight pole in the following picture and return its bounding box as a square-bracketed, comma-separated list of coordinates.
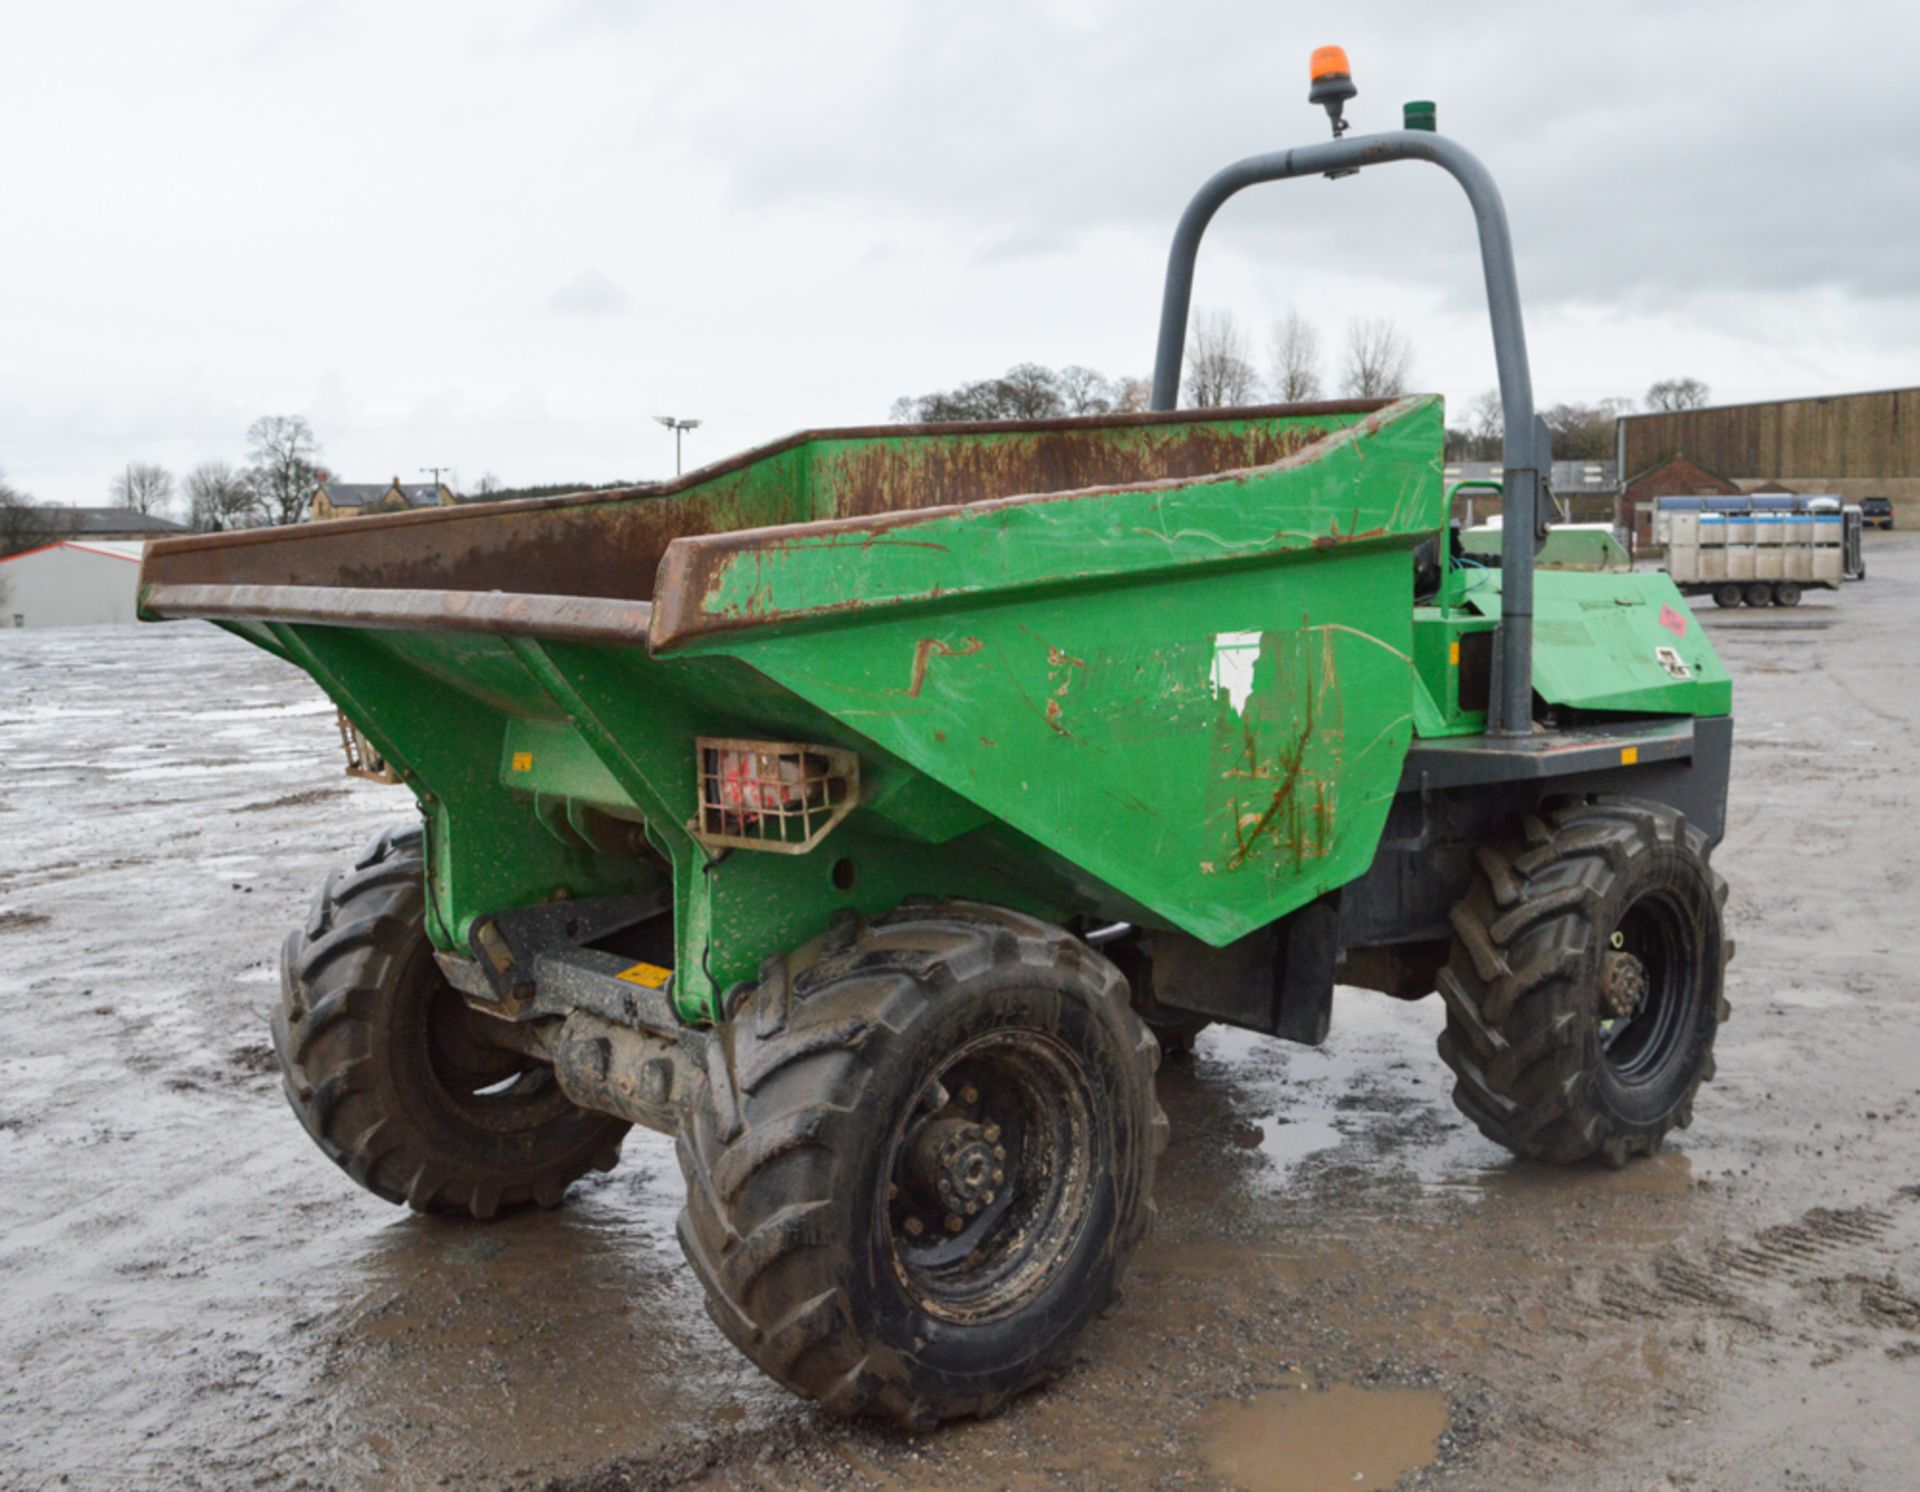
[653, 416, 702, 477]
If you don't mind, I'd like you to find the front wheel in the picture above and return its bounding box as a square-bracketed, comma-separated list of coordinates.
[677, 903, 1165, 1426]
[1436, 800, 1729, 1166]
[273, 824, 629, 1217]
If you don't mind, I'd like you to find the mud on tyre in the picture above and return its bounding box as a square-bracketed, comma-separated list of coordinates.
[1437, 799, 1730, 1166]
[273, 823, 628, 1218]
[676, 902, 1166, 1427]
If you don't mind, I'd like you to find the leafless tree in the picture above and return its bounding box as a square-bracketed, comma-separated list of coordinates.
[1184, 309, 1259, 408]
[1054, 365, 1118, 416]
[892, 363, 1119, 422]
[0, 473, 61, 558]
[1468, 388, 1503, 447]
[1267, 307, 1323, 403]
[184, 460, 260, 531]
[1644, 377, 1710, 412]
[243, 415, 323, 526]
[473, 472, 504, 498]
[1110, 376, 1152, 414]
[108, 461, 175, 516]
[1339, 317, 1413, 399]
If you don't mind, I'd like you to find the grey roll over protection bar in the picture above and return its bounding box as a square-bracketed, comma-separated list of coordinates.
[1149, 129, 1550, 737]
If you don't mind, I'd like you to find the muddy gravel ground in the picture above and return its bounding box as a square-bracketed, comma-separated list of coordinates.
[3, 537, 1918, 1492]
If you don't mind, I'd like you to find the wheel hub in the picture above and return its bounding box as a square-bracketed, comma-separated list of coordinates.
[1601, 947, 1649, 1020]
[906, 1115, 1007, 1216]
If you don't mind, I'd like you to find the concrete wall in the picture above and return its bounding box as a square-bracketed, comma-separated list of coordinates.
[0, 545, 142, 628]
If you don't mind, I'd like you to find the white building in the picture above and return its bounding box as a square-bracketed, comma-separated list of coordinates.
[0, 540, 146, 628]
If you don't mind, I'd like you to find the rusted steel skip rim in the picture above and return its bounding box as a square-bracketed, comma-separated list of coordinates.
[141, 582, 655, 644]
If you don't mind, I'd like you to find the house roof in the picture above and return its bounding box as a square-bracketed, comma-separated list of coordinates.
[30, 506, 189, 535]
[1442, 460, 1618, 492]
[320, 481, 449, 509]
[0, 538, 147, 566]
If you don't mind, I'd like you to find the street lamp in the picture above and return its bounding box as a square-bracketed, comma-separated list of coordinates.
[653, 415, 701, 477]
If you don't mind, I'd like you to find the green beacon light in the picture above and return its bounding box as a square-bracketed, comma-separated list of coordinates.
[1404, 99, 1437, 132]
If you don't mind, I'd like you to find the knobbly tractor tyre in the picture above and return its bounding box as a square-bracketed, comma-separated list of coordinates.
[677, 903, 1166, 1427]
[273, 823, 629, 1218]
[1436, 799, 1729, 1167]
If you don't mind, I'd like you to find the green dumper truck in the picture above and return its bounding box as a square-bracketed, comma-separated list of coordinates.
[140, 65, 1733, 1426]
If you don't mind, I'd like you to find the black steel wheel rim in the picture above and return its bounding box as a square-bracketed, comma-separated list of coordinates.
[881, 1028, 1096, 1326]
[424, 979, 568, 1133]
[1599, 888, 1700, 1085]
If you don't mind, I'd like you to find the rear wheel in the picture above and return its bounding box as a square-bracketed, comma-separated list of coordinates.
[677, 903, 1164, 1426]
[1773, 582, 1802, 607]
[273, 824, 628, 1217]
[1710, 584, 1744, 609]
[1743, 583, 1773, 607]
[1436, 800, 1729, 1166]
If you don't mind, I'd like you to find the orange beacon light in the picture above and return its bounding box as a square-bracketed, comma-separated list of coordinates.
[1308, 45, 1358, 138]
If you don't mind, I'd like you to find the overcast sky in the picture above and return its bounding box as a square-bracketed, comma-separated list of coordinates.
[4, 0, 1916, 504]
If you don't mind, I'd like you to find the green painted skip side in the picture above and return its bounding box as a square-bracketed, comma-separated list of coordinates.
[676, 398, 1448, 948]
[657, 402, 1437, 638]
[1457, 568, 1732, 716]
[1462, 523, 1632, 573]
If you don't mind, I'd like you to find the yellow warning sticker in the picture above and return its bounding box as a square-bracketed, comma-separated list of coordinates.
[1620, 746, 1640, 765]
[511, 751, 534, 772]
[1448, 640, 1461, 666]
[615, 961, 673, 989]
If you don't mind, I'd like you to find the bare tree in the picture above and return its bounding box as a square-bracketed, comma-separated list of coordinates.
[1, 473, 62, 558]
[1054, 364, 1118, 416]
[1340, 317, 1413, 398]
[108, 461, 175, 516]
[1111, 376, 1152, 414]
[473, 472, 504, 498]
[1267, 307, 1323, 403]
[1184, 309, 1260, 408]
[892, 362, 1119, 422]
[184, 460, 260, 531]
[243, 415, 323, 526]
[1645, 377, 1710, 412]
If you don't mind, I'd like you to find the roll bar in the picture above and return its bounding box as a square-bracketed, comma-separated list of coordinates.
[1150, 129, 1549, 736]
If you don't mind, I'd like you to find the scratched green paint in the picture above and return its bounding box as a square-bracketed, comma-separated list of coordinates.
[207, 399, 1726, 1024]
[675, 403, 1439, 635]
[1456, 569, 1732, 716]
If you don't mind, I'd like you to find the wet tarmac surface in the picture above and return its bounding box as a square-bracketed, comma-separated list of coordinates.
[2, 534, 1918, 1490]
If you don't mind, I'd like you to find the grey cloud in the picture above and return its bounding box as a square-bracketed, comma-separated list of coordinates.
[547, 268, 632, 316]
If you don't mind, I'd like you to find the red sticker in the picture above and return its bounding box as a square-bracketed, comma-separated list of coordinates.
[1658, 603, 1688, 639]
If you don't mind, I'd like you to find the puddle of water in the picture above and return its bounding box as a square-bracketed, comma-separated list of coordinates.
[1199, 1384, 1449, 1492]
[1256, 1113, 1344, 1179]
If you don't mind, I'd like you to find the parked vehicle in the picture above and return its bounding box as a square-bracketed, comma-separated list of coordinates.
[1861, 496, 1895, 530]
[1663, 503, 1865, 606]
[138, 54, 1736, 1425]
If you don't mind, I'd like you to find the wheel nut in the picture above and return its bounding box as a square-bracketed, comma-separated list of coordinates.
[992, 1169, 1004, 1185]
[965, 1198, 981, 1215]
[960, 1085, 979, 1106]
[945, 1214, 964, 1233]
[993, 1145, 1006, 1161]
[983, 1123, 1001, 1143]
[904, 1216, 924, 1237]
[981, 1190, 996, 1207]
